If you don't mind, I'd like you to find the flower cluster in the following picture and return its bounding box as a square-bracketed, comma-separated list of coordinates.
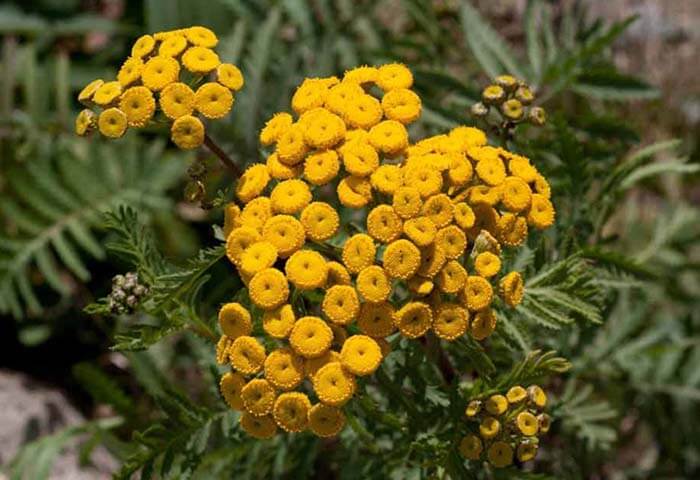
[460, 385, 551, 467]
[108, 272, 148, 315]
[471, 75, 545, 126]
[215, 64, 556, 439]
[75, 26, 243, 149]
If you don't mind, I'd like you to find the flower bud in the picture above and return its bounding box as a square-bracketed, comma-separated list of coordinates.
[470, 102, 489, 117]
[515, 85, 534, 105]
[495, 74, 518, 92]
[481, 85, 506, 105]
[501, 99, 524, 121]
[528, 107, 546, 126]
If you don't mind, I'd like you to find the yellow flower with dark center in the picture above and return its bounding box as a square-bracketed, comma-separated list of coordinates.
[485, 394, 509, 415]
[142, 56, 179, 91]
[236, 164, 270, 203]
[357, 302, 395, 337]
[417, 243, 446, 278]
[119, 86, 155, 127]
[131, 34, 156, 58]
[517, 442, 538, 462]
[262, 215, 305, 258]
[464, 275, 493, 311]
[465, 400, 481, 417]
[340, 335, 382, 376]
[403, 216, 437, 247]
[405, 166, 443, 198]
[481, 84, 505, 104]
[341, 141, 379, 177]
[186, 26, 218, 47]
[527, 194, 555, 229]
[506, 385, 527, 404]
[433, 304, 468, 341]
[470, 309, 497, 340]
[326, 261, 351, 287]
[300, 202, 340, 241]
[343, 65, 378, 84]
[304, 350, 340, 379]
[500, 271, 524, 307]
[117, 57, 143, 87]
[303, 150, 340, 185]
[496, 213, 528, 247]
[475, 157, 507, 186]
[93, 81, 122, 106]
[459, 434, 483, 460]
[267, 152, 301, 180]
[271, 179, 312, 215]
[508, 154, 538, 182]
[436, 260, 467, 294]
[395, 301, 432, 339]
[392, 186, 423, 219]
[260, 112, 293, 145]
[435, 226, 467, 260]
[343, 94, 383, 129]
[264, 348, 304, 390]
[474, 251, 501, 278]
[75, 109, 96, 136]
[501, 176, 532, 212]
[248, 268, 289, 310]
[381, 88, 421, 124]
[302, 108, 346, 149]
[501, 99, 524, 121]
[356, 266, 391, 303]
[312, 361, 355, 406]
[170, 115, 204, 149]
[159, 82, 195, 119]
[240, 378, 276, 416]
[325, 81, 364, 116]
[239, 196, 272, 231]
[98, 108, 128, 138]
[239, 241, 278, 277]
[195, 82, 233, 119]
[487, 441, 513, 468]
[240, 413, 277, 439]
[229, 336, 266, 375]
[226, 226, 260, 265]
[217, 63, 244, 91]
[308, 403, 345, 437]
[465, 185, 501, 207]
[528, 385, 548, 408]
[285, 250, 328, 290]
[218, 302, 252, 339]
[370, 164, 402, 195]
[383, 239, 421, 280]
[376, 63, 413, 91]
[322, 285, 360, 326]
[479, 416, 500, 439]
[78, 78, 104, 104]
[273, 392, 311, 433]
[422, 194, 454, 228]
[276, 124, 308, 165]
[447, 154, 473, 186]
[337, 176, 372, 209]
[159, 34, 188, 56]
[516, 411, 539, 436]
[291, 78, 330, 114]
[289, 316, 333, 358]
[453, 203, 475, 230]
[366, 205, 402, 243]
[220, 371, 245, 410]
[182, 46, 220, 73]
[341, 234, 376, 274]
[368, 120, 409, 156]
[262, 304, 296, 339]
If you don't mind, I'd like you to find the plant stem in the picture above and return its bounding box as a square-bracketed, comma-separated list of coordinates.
[203, 134, 242, 178]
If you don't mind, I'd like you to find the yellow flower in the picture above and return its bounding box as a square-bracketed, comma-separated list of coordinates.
[447, 155, 473, 187]
[479, 416, 500, 439]
[528, 385, 547, 408]
[403, 216, 437, 247]
[436, 260, 467, 294]
[194, 82, 233, 119]
[186, 26, 218, 47]
[289, 316, 333, 358]
[262, 304, 296, 339]
[357, 302, 395, 337]
[465, 185, 501, 207]
[433, 304, 468, 341]
[343, 65, 378, 84]
[482, 84, 505, 104]
[343, 94, 383, 129]
[248, 268, 289, 310]
[285, 250, 328, 290]
[407, 277, 434, 296]
[218, 302, 252, 339]
[241, 378, 276, 416]
[506, 385, 527, 404]
[217, 63, 244, 91]
[325, 81, 364, 116]
[322, 285, 360, 325]
[381, 88, 421, 124]
[496, 213, 528, 247]
[260, 112, 293, 146]
[459, 435, 483, 460]
[383, 239, 420, 280]
[98, 108, 128, 138]
[337, 176, 372, 209]
[240, 413, 277, 439]
[312, 361, 356, 407]
[236, 164, 270, 203]
[465, 400, 481, 417]
[464, 276, 493, 311]
[264, 348, 304, 390]
[217, 334, 234, 364]
[303, 150, 340, 185]
[356, 266, 391, 303]
[417, 243, 446, 278]
[421, 194, 453, 228]
[304, 350, 341, 379]
[119, 86, 155, 127]
[533, 173, 551, 198]
[292, 78, 330, 114]
[300, 202, 340, 242]
[262, 215, 305, 257]
[454, 203, 476, 230]
[517, 442, 538, 462]
[308, 403, 345, 437]
[366, 205, 402, 243]
[239, 241, 278, 277]
[170, 115, 204, 149]
[538, 413, 551, 433]
[93, 81, 122, 106]
[507, 154, 538, 182]
[487, 441, 513, 468]
[527, 194, 555, 229]
[376, 63, 413, 91]
[326, 261, 351, 287]
[239, 196, 272, 231]
[501, 98, 524, 121]
[267, 152, 301, 180]
[302, 108, 346, 149]
[340, 141, 379, 177]
[75, 109, 96, 136]
[273, 392, 311, 433]
[485, 394, 509, 415]
[370, 164, 402, 195]
[158, 34, 187, 57]
[276, 124, 308, 166]
[182, 46, 220, 74]
[500, 271, 524, 307]
[405, 166, 443, 199]
[340, 335, 382, 376]
[475, 157, 507, 186]
[434, 226, 467, 260]
[131, 34, 155, 58]
[474, 252, 501, 278]
[501, 176, 532, 212]
[220, 371, 245, 410]
[117, 57, 143, 87]
[516, 411, 539, 436]
[270, 178, 312, 214]
[470, 309, 497, 341]
[229, 336, 266, 375]
[78, 79, 104, 104]
[226, 226, 260, 265]
[368, 120, 408, 156]
[159, 82, 195, 119]
[449, 126, 487, 149]
[392, 187, 422, 221]
[142, 56, 179, 91]
[341, 234, 376, 274]
[395, 301, 432, 339]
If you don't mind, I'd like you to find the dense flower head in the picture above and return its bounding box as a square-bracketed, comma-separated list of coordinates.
[75, 26, 243, 149]
[460, 384, 551, 467]
[214, 65, 556, 439]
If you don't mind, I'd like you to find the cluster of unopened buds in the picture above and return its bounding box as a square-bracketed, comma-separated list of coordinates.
[471, 75, 546, 127]
[74, 26, 243, 149]
[108, 272, 148, 315]
[460, 385, 551, 467]
[213, 63, 556, 439]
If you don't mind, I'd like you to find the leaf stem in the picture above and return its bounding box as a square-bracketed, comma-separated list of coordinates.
[203, 134, 242, 178]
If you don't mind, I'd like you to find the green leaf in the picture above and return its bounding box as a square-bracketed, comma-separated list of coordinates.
[573, 69, 660, 101]
[525, 0, 544, 82]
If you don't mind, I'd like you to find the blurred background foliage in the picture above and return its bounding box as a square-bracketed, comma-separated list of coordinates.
[0, 0, 698, 479]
